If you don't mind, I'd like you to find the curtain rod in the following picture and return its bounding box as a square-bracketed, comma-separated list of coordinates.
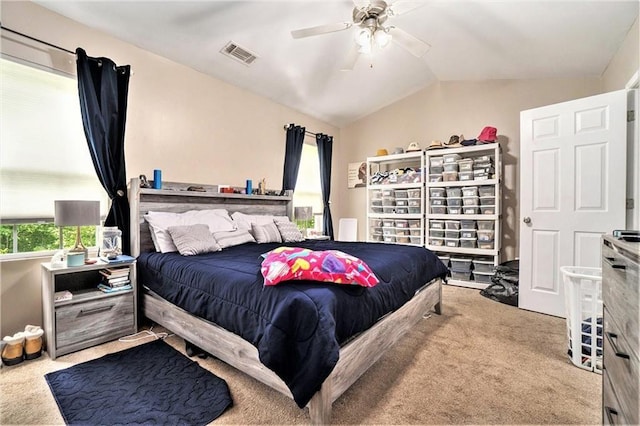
[282, 124, 318, 137]
[1, 23, 75, 55]
[0, 23, 134, 75]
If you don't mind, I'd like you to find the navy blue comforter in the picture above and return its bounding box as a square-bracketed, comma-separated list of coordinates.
[137, 240, 447, 407]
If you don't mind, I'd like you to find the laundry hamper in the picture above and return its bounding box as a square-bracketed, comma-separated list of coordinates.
[560, 266, 603, 374]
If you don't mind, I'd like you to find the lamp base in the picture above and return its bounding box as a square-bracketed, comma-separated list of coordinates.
[71, 226, 89, 258]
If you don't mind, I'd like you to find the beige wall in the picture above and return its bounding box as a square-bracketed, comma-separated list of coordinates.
[603, 16, 639, 91]
[334, 78, 604, 260]
[1, 2, 638, 338]
[0, 1, 338, 337]
[334, 12, 639, 260]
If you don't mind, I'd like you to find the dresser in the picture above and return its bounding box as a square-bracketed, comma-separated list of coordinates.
[602, 235, 639, 425]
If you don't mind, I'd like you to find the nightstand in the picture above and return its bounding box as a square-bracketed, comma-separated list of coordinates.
[41, 259, 137, 360]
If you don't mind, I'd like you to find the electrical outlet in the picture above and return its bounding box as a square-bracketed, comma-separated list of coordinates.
[626, 198, 634, 209]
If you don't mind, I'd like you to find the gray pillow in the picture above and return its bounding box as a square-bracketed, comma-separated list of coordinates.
[252, 222, 283, 244]
[212, 229, 256, 249]
[275, 220, 305, 243]
[166, 224, 221, 256]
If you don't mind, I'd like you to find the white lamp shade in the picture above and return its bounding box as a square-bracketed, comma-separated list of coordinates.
[54, 200, 100, 226]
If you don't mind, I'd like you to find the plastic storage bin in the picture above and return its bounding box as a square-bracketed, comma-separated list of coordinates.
[394, 190, 408, 198]
[458, 159, 474, 172]
[429, 173, 443, 182]
[443, 153, 461, 163]
[429, 188, 446, 198]
[429, 237, 444, 246]
[408, 189, 421, 198]
[460, 220, 476, 230]
[395, 219, 409, 228]
[409, 236, 421, 245]
[560, 266, 603, 373]
[463, 196, 479, 206]
[442, 171, 458, 182]
[445, 229, 460, 239]
[459, 171, 474, 181]
[450, 257, 472, 271]
[444, 238, 460, 247]
[460, 229, 477, 239]
[430, 220, 445, 229]
[445, 220, 460, 230]
[430, 197, 447, 206]
[462, 187, 478, 197]
[460, 238, 477, 248]
[447, 197, 463, 207]
[444, 162, 459, 172]
[478, 185, 495, 197]
[473, 271, 493, 284]
[451, 271, 471, 281]
[477, 220, 494, 230]
[446, 188, 462, 198]
[395, 199, 409, 207]
[408, 219, 420, 228]
[472, 259, 495, 274]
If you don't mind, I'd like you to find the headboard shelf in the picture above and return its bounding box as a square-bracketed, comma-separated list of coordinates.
[129, 178, 293, 255]
[139, 187, 290, 202]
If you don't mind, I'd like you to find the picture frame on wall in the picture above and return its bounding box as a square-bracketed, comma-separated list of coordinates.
[347, 162, 367, 189]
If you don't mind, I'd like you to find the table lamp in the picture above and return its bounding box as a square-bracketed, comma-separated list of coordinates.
[54, 200, 101, 261]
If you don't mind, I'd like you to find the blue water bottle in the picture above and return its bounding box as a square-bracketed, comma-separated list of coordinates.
[153, 169, 162, 189]
[246, 179, 253, 195]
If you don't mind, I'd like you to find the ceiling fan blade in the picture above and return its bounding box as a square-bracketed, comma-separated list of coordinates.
[387, 1, 426, 16]
[340, 44, 361, 71]
[352, 0, 370, 7]
[389, 26, 430, 57]
[291, 22, 353, 39]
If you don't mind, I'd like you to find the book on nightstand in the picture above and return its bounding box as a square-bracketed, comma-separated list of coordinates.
[97, 283, 132, 293]
[54, 290, 73, 302]
[99, 254, 135, 264]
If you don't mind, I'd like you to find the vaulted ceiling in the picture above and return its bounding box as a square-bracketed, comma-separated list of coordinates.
[36, 1, 638, 127]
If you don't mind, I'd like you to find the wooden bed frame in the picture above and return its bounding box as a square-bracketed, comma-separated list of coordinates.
[128, 177, 442, 424]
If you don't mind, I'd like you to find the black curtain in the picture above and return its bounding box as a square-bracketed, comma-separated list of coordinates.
[281, 124, 306, 194]
[316, 133, 334, 239]
[76, 48, 132, 255]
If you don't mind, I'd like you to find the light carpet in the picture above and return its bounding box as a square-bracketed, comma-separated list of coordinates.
[0, 285, 600, 424]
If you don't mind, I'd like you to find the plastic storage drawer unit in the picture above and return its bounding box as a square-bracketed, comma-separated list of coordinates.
[473, 271, 493, 284]
[450, 257, 472, 271]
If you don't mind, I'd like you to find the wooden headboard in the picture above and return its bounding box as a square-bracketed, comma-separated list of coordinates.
[128, 177, 293, 256]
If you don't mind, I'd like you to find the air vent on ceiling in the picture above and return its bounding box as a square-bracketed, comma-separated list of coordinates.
[220, 42, 258, 66]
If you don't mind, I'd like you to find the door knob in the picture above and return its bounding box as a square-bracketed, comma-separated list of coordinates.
[523, 217, 531, 224]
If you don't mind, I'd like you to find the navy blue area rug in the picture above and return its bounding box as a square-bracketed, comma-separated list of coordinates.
[45, 339, 232, 425]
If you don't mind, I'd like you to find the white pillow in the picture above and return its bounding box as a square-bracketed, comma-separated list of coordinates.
[144, 209, 236, 253]
[252, 222, 282, 244]
[231, 212, 290, 231]
[212, 229, 256, 249]
[167, 224, 222, 256]
[275, 220, 305, 243]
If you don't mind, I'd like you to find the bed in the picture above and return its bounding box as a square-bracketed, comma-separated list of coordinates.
[129, 178, 446, 424]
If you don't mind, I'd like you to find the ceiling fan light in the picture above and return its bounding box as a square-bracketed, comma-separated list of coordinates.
[374, 29, 392, 48]
[354, 27, 372, 46]
[358, 42, 372, 54]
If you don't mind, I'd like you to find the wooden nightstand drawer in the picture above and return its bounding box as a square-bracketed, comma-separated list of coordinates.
[56, 293, 134, 348]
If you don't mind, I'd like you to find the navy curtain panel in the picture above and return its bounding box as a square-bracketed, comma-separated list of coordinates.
[316, 133, 334, 240]
[76, 48, 132, 255]
[281, 124, 306, 194]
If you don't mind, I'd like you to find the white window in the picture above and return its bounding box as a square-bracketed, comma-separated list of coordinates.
[294, 142, 323, 233]
[0, 56, 107, 256]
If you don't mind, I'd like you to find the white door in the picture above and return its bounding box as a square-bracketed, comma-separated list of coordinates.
[519, 90, 627, 317]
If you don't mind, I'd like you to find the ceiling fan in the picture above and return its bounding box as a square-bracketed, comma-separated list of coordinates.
[291, 0, 430, 70]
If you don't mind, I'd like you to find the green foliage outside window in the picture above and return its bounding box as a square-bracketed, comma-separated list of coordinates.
[0, 223, 97, 255]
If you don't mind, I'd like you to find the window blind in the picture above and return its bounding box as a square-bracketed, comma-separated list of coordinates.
[0, 57, 108, 220]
